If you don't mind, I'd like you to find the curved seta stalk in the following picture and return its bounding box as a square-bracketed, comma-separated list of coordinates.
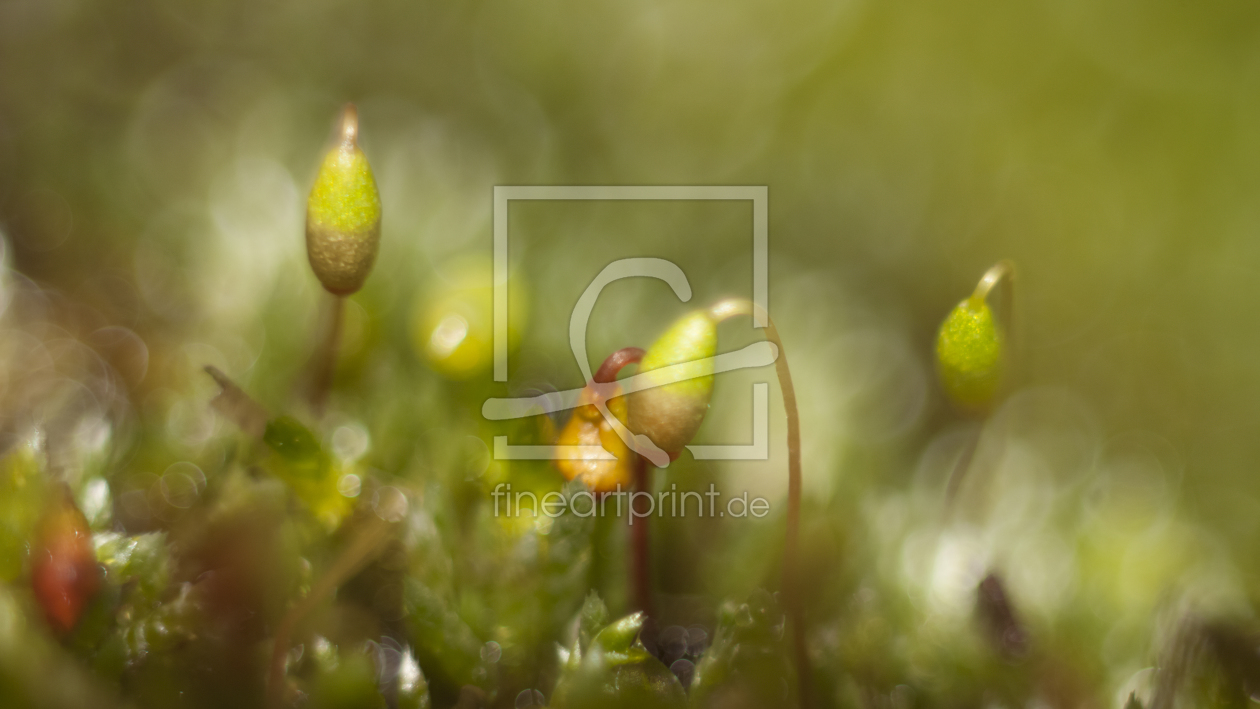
[709, 298, 809, 707]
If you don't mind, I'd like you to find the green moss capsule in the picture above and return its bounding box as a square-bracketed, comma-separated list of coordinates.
[935, 294, 1005, 411]
[626, 310, 717, 454]
[306, 104, 382, 296]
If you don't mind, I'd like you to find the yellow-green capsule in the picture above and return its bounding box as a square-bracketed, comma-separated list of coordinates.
[305, 104, 381, 296]
[626, 310, 717, 454]
[935, 295, 1005, 411]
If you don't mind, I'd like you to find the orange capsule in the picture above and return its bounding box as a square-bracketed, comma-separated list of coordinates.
[31, 496, 99, 634]
[554, 382, 635, 494]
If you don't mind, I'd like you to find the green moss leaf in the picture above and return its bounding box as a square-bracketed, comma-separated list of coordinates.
[265, 416, 326, 467]
[690, 590, 795, 708]
[579, 591, 610, 654]
[551, 612, 685, 709]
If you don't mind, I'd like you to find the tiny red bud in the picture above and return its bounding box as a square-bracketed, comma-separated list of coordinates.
[31, 498, 99, 634]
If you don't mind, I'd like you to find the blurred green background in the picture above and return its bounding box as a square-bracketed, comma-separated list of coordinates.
[4, 0, 1260, 706]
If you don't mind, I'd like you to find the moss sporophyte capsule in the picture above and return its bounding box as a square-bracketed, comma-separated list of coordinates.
[627, 310, 718, 454]
[306, 105, 381, 296]
[555, 382, 635, 493]
[936, 293, 1005, 411]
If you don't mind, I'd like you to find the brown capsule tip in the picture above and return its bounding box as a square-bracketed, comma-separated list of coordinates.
[338, 104, 359, 146]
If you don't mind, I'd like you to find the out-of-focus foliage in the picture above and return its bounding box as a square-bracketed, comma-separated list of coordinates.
[4, 0, 1260, 707]
[689, 590, 796, 708]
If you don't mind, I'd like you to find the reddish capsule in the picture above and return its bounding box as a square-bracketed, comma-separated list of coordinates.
[31, 499, 99, 634]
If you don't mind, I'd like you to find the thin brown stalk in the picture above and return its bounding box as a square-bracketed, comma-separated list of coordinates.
[629, 454, 653, 617]
[593, 347, 652, 616]
[267, 515, 391, 709]
[307, 294, 345, 414]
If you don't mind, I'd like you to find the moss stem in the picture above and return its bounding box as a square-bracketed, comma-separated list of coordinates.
[629, 454, 653, 617]
[592, 347, 652, 616]
[594, 347, 645, 386]
[307, 293, 344, 414]
[710, 299, 810, 706]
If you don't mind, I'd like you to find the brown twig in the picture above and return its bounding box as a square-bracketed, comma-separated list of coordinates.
[205, 365, 269, 439]
[976, 572, 1029, 660]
